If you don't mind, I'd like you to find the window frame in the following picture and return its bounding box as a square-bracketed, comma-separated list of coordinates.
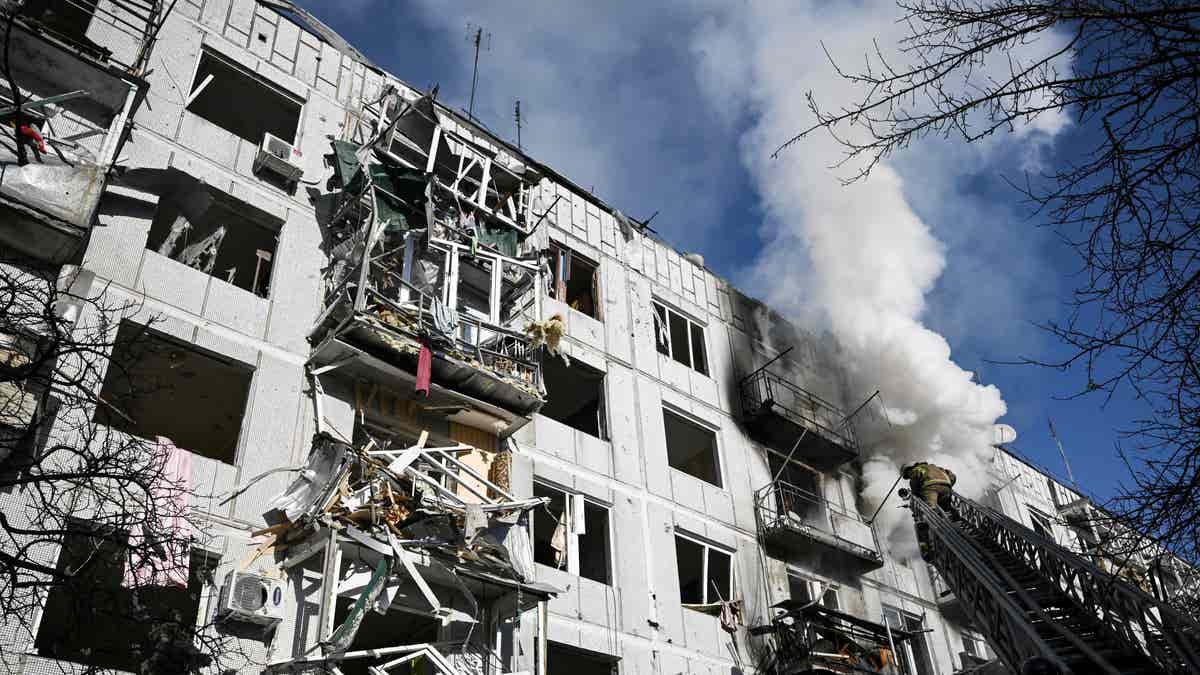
[1027, 505, 1055, 540]
[675, 531, 734, 607]
[786, 571, 839, 610]
[548, 241, 601, 321]
[184, 46, 305, 145]
[529, 480, 612, 585]
[652, 300, 708, 375]
[662, 406, 723, 488]
[883, 606, 937, 675]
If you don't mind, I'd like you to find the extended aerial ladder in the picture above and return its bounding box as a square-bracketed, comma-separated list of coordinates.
[908, 491, 1200, 674]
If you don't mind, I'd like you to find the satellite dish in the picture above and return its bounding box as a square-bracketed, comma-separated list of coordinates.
[993, 423, 1018, 446]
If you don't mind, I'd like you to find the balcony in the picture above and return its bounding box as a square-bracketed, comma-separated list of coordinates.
[739, 368, 858, 470]
[754, 479, 883, 568]
[0, 5, 161, 263]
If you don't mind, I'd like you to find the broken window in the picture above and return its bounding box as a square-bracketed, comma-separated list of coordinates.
[93, 321, 253, 464]
[675, 533, 732, 606]
[768, 453, 823, 524]
[962, 629, 987, 661]
[186, 49, 303, 144]
[653, 301, 707, 375]
[663, 409, 721, 487]
[530, 481, 611, 584]
[787, 573, 839, 610]
[1028, 506, 1054, 540]
[0, 331, 42, 433]
[549, 243, 600, 319]
[884, 606, 935, 675]
[539, 357, 606, 439]
[331, 598, 440, 675]
[35, 523, 216, 672]
[145, 177, 281, 297]
[548, 643, 618, 675]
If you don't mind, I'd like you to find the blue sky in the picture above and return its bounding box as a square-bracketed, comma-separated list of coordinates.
[297, 1, 1146, 505]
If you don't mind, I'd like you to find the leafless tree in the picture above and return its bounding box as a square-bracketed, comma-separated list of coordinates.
[0, 255, 247, 674]
[783, 0, 1200, 568]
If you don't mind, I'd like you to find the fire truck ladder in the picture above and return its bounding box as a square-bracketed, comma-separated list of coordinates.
[910, 493, 1200, 674]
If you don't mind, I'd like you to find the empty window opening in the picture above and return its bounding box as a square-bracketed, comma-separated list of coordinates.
[663, 409, 721, 487]
[768, 453, 823, 523]
[94, 321, 253, 464]
[787, 573, 839, 610]
[186, 49, 302, 144]
[653, 302, 707, 375]
[332, 598, 440, 675]
[145, 178, 281, 297]
[548, 643, 618, 675]
[35, 523, 216, 672]
[884, 607, 936, 675]
[962, 629, 988, 662]
[549, 244, 600, 319]
[676, 534, 732, 607]
[530, 481, 611, 584]
[540, 357, 606, 439]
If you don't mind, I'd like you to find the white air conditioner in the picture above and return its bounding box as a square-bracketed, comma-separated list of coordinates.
[254, 132, 304, 184]
[216, 570, 286, 626]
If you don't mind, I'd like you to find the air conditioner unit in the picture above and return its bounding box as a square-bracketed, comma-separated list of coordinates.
[216, 570, 286, 626]
[254, 132, 304, 184]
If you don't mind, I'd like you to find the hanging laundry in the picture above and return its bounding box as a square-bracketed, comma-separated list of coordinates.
[124, 437, 192, 588]
[550, 508, 568, 569]
[415, 340, 432, 396]
[718, 599, 743, 634]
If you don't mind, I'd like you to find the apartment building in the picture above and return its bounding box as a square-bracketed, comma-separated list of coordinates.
[0, 2, 1194, 675]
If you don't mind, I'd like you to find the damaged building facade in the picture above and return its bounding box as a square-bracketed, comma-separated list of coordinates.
[1, 1, 1197, 674]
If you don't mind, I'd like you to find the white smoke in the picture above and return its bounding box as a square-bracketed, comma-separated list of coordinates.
[691, 3, 1068, 553]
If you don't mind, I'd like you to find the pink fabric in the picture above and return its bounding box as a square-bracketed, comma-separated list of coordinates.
[123, 437, 192, 588]
[415, 342, 432, 397]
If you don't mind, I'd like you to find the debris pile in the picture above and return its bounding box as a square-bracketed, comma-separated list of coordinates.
[748, 599, 915, 674]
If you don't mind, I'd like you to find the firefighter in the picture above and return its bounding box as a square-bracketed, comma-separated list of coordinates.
[901, 461, 956, 561]
[901, 461, 956, 511]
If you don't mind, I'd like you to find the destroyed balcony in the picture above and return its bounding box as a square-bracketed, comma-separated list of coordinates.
[0, 4, 164, 263]
[313, 124, 546, 433]
[754, 479, 883, 569]
[739, 368, 858, 470]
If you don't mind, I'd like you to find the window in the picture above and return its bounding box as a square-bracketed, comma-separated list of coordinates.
[548, 643, 618, 675]
[675, 533, 732, 606]
[787, 573, 839, 610]
[663, 409, 721, 487]
[883, 606, 935, 675]
[20, 0, 98, 47]
[1028, 507, 1054, 540]
[35, 524, 216, 672]
[653, 302, 707, 375]
[145, 175, 281, 297]
[186, 49, 303, 144]
[962, 630, 987, 661]
[540, 357, 606, 439]
[94, 321, 253, 464]
[530, 481, 611, 584]
[549, 243, 600, 319]
[768, 452, 823, 523]
[0, 331, 42, 432]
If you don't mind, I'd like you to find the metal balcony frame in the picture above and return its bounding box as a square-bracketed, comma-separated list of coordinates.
[754, 479, 883, 566]
[738, 367, 859, 467]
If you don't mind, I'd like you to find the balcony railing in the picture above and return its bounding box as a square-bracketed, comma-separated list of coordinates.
[754, 479, 883, 567]
[739, 369, 858, 468]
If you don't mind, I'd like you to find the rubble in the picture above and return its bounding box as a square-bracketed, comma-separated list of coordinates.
[258, 430, 554, 669]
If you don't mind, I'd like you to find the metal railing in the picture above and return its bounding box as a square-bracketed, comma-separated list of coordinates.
[13, 0, 175, 75]
[754, 479, 882, 564]
[949, 493, 1200, 674]
[739, 369, 857, 452]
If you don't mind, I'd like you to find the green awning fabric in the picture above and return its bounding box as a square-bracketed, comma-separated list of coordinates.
[477, 222, 520, 257]
[330, 140, 428, 230]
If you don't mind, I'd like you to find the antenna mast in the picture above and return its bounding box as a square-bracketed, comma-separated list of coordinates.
[466, 24, 490, 121]
[1048, 417, 1079, 491]
[514, 99, 522, 150]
